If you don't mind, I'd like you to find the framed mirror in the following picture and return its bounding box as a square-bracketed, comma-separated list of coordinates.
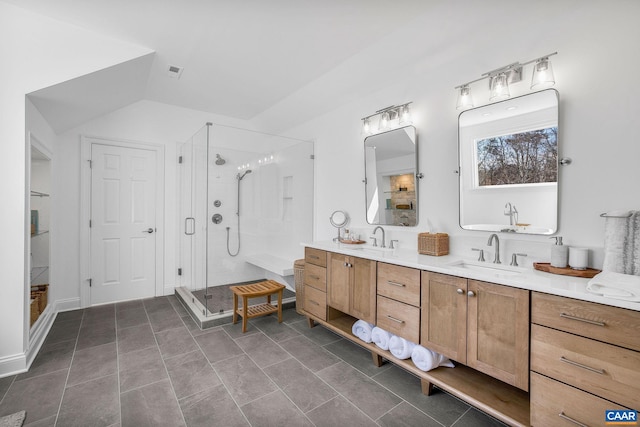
[364, 125, 418, 226]
[458, 89, 559, 234]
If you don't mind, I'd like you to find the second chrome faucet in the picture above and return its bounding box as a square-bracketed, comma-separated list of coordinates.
[487, 233, 501, 264]
[372, 226, 386, 248]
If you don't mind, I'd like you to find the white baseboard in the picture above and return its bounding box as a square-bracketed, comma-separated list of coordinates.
[163, 284, 175, 296]
[55, 297, 81, 312]
[0, 353, 27, 379]
[26, 305, 56, 368]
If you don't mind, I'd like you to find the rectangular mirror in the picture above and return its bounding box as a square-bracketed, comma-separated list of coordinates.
[364, 125, 418, 226]
[459, 89, 559, 234]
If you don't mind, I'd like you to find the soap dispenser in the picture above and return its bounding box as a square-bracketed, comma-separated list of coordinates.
[550, 236, 569, 268]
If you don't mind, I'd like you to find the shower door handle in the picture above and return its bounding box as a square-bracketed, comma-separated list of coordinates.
[185, 217, 195, 235]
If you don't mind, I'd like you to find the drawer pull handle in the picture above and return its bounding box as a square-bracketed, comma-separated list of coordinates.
[386, 315, 405, 324]
[310, 275, 320, 280]
[560, 356, 605, 375]
[467, 290, 476, 297]
[560, 313, 606, 327]
[387, 281, 406, 288]
[558, 412, 588, 427]
[309, 255, 319, 259]
[308, 300, 320, 306]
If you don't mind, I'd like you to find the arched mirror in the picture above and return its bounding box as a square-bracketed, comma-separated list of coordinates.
[364, 126, 418, 226]
[458, 89, 559, 234]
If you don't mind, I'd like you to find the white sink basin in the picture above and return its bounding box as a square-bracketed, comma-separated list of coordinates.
[446, 260, 524, 277]
[348, 245, 394, 254]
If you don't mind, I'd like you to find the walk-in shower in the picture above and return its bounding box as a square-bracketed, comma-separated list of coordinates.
[226, 169, 252, 257]
[176, 123, 313, 323]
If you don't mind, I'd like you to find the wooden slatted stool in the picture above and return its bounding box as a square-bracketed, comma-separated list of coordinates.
[231, 280, 286, 333]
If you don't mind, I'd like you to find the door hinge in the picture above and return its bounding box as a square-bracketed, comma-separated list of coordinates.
[88, 159, 92, 169]
[178, 156, 183, 164]
[89, 220, 92, 228]
[177, 268, 182, 276]
[89, 278, 92, 287]
[310, 154, 315, 160]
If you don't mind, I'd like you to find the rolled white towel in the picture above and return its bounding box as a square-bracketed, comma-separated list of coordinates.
[587, 271, 640, 302]
[388, 335, 416, 360]
[351, 320, 374, 343]
[371, 327, 393, 351]
[411, 345, 455, 372]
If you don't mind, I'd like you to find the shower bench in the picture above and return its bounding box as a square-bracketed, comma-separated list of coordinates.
[230, 280, 286, 333]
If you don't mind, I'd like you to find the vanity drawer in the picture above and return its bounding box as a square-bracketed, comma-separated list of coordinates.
[303, 285, 326, 321]
[305, 247, 327, 268]
[376, 295, 420, 343]
[377, 262, 421, 307]
[530, 372, 630, 427]
[532, 292, 640, 351]
[304, 263, 327, 292]
[531, 324, 640, 410]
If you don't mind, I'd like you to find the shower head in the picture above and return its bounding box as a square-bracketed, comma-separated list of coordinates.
[237, 170, 252, 180]
[215, 154, 226, 165]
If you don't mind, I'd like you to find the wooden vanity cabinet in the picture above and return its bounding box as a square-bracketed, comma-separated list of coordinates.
[421, 272, 530, 392]
[327, 252, 376, 324]
[303, 248, 327, 320]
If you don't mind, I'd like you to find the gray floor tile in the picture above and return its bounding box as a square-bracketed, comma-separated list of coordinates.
[178, 384, 248, 427]
[117, 323, 156, 354]
[222, 321, 260, 339]
[241, 390, 313, 427]
[252, 316, 300, 342]
[452, 408, 507, 427]
[121, 379, 186, 427]
[306, 396, 377, 427]
[372, 365, 469, 426]
[180, 314, 208, 337]
[17, 339, 75, 380]
[164, 350, 221, 399]
[155, 326, 199, 359]
[324, 338, 393, 377]
[0, 375, 15, 402]
[118, 346, 167, 393]
[76, 321, 116, 351]
[23, 414, 57, 426]
[142, 297, 174, 315]
[289, 320, 342, 346]
[82, 305, 116, 326]
[0, 370, 67, 425]
[42, 319, 81, 346]
[213, 355, 277, 406]
[67, 342, 117, 387]
[147, 310, 185, 333]
[278, 335, 340, 372]
[116, 308, 149, 330]
[57, 374, 119, 427]
[194, 329, 243, 363]
[377, 402, 442, 427]
[235, 332, 291, 368]
[116, 299, 144, 313]
[316, 362, 401, 420]
[264, 358, 336, 413]
[281, 308, 307, 324]
[167, 295, 189, 317]
[55, 309, 84, 322]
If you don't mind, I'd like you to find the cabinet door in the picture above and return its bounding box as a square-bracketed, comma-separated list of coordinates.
[421, 272, 467, 363]
[467, 280, 530, 391]
[327, 252, 351, 314]
[350, 256, 376, 324]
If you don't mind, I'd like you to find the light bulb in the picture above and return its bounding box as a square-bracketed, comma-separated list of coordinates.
[362, 118, 371, 134]
[399, 105, 412, 123]
[490, 73, 510, 101]
[456, 85, 474, 110]
[531, 57, 555, 89]
[379, 111, 390, 130]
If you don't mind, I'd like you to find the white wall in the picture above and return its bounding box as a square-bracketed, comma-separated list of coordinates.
[280, 1, 640, 267]
[0, 2, 152, 375]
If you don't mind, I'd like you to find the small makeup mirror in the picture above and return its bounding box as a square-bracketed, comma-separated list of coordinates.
[329, 210, 349, 241]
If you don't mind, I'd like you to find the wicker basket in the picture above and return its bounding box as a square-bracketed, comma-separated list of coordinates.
[30, 295, 40, 326]
[294, 259, 305, 314]
[31, 284, 49, 313]
[418, 233, 449, 256]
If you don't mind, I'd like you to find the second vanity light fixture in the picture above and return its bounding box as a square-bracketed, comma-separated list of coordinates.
[455, 52, 557, 110]
[362, 102, 412, 135]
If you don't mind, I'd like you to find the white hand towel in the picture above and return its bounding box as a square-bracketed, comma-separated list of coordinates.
[388, 335, 416, 360]
[631, 211, 640, 275]
[411, 345, 455, 372]
[371, 327, 393, 351]
[587, 271, 640, 302]
[603, 214, 630, 274]
[351, 320, 374, 343]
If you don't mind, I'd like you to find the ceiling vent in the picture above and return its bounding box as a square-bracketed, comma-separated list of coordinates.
[167, 64, 184, 79]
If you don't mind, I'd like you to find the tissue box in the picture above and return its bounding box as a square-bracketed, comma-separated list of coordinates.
[418, 233, 449, 256]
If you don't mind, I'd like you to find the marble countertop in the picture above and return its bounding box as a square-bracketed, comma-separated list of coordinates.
[304, 241, 640, 312]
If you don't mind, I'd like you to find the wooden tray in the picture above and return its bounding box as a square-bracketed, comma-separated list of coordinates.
[533, 262, 601, 278]
[339, 239, 366, 244]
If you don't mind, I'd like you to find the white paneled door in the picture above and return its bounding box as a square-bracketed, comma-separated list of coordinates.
[90, 144, 158, 305]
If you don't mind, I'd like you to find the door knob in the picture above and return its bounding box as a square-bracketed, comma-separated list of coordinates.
[143, 228, 154, 233]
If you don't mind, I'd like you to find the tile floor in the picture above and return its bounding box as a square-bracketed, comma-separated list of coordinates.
[0, 295, 506, 427]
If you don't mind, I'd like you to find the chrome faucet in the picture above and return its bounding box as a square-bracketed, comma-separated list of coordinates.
[372, 226, 386, 248]
[504, 203, 518, 226]
[487, 233, 501, 264]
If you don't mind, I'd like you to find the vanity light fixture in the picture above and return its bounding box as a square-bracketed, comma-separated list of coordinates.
[455, 52, 557, 109]
[361, 102, 413, 135]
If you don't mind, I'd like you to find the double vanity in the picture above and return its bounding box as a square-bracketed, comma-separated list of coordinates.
[299, 241, 640, 427]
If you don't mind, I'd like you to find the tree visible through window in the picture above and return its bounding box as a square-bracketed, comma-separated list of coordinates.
[476, 127, 557, 186]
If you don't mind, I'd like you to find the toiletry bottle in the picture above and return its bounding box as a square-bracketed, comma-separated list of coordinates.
[343, 229, 350, 241]
[550, 236, 569, 268]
